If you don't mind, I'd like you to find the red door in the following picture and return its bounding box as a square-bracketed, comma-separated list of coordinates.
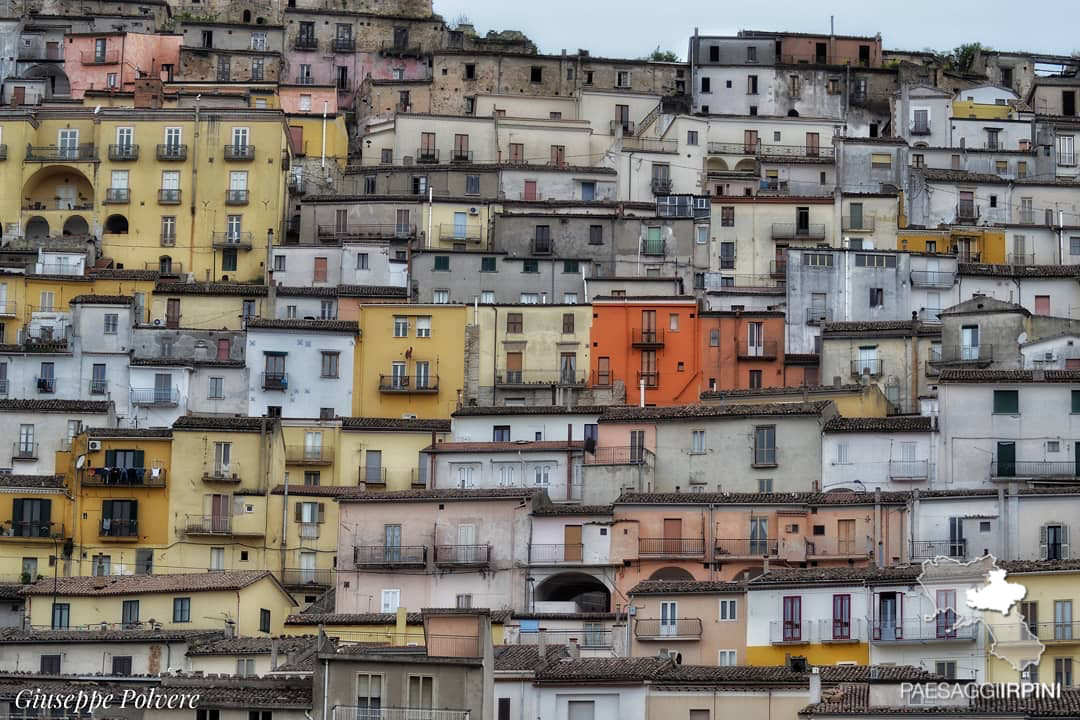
[783, 596, 802, 641]
[523, 180, 537, 201]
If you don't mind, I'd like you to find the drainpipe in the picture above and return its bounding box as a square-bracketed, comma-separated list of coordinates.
[427, 186, 433, 249]
[321, 657, 329, 720]
[188, 100, 200, 277]
[321, 100, 327, 169]
[874, 487, 882, 567]
[491, 306, 498, 404]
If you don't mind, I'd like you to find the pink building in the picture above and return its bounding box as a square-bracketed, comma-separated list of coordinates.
[64, 32, 181, 99]
[285, 50, 427, 109]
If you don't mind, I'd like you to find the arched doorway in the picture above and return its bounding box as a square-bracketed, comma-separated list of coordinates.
[242, 9, 251, 22]
[648, 566, 696, 581]
[787, 109, 800, 117]
[25, 216, 49, 241]
[104, 214, 129, 234]
[24, 64, 70, 96]
[534, 572, 611, 612]
[62, 216, 89, 236]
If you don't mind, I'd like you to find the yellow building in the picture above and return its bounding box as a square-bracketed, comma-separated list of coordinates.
[355, 304, 467, 419]
[0, 474, 72, 584]
[0, 107, 290, 284]
[285, 114, 350, 171]
[897, 227, 1005, 264]
[149, 281, 269, 330]
[952, 100, 1016, 120]
[420, 199, 494, 250]
[283, 605, 506, 644]
[22, 570, 296, 633]
[700, 384, 890, 418]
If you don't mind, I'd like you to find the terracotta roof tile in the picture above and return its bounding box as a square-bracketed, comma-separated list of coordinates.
[921, 168, 1009, 184]
[749, 566, 923, 586]
[701, 385, 861, 400]
[187, 635, 316, 655]
[451, 406, 607, 417]
[616, 491, 910, 506]
[998, 559, 1080, 574]
[339, 416, 451, 432]
[270, 484, 357, 497]
[0, 628, 220, 643]
[0, 399, 111, 413]
[423, 440, 583, 453]
[153, 282, 268, 296]
[494, 644, 570, 671]
[940, 369, 1080, 383]
[85, 427, 172, 438]
[630, 580, 743, 595]
[246, 318, 359, 333]
[173, 416, 277, 433]
[0, 475, 65, 489]
[959, 262, 1080, 278]
[824, 416, 936, 433]
[600, 401, 832, 422]
[22, 570, 283, 597]
[535, 656, 672, 681]
[531, 504, 613, 516]
[822, 320, 940, 336]
[68, 295, 133, 305]
[338, 488, 539, 503]
[338, 285, 409, 298]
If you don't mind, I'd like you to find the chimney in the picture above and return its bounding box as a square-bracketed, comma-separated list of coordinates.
[567, 638, 580, 659]
[270, 638, 279, 670]
[1033, 367, 1045, 382]
[537, 628, 547, 659]
[133, 77, 163, 109]
[224, 620, 235, 638]
[809, 667, 822, 705]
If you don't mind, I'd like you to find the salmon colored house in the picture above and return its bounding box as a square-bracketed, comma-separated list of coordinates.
[590, 296, 702, 406]
[700, 310, 787, 392]
[64, 32, 181, 99]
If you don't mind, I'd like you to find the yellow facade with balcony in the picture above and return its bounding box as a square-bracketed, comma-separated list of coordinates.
[285, 115, 350, 171]
[897, 227, 1005, 264]
[338, 417, 451, 491]
[953, 101, 1016, 120]
[0, 475, 72, 584]
[282, 606, 506, 643]
[355, 304, 467, 419]
[473, 304, 594, 390]
[420, 200, 493, 250]
[0, 107, 290, 284]
[148, 283, 269, 330]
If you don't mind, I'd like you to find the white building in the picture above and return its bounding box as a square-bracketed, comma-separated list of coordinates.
[0, 630, 204, 675]
[450, 406, 602, 445]
[126, 359, 191, 427]
[822, 416, 939, 491]
[423, 440, 585, 503]
[0, 398, 115, 472]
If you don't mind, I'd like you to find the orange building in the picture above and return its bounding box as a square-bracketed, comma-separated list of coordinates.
[699, 310, 787, 392]
[590, 296, 702, 406]
[63, 32, 180, 99]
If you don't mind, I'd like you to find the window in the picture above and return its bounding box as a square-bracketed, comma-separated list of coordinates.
[747, 75, 758, 94]
[465, 174, 480, 195]
[434, 255, 450, 271]
[173, 597, 191, 623]
[835, 442, 850, 465]
[687, 130, 699, 146]
[416, 316, 431, 338]
[493, 425, 511, 442]
[993, 390, 1019, 414]
[208, 377, 224, 399]
[720, 206, 734, 227]
[122, 599, 140, 628]
[433, 290, 449, 304]
[832, 594, 851, 639]
[691, 430, 705, 454]
[717, 651, 736, 667]
[530, 66, 542, 82]
[51, 603, 69, 629]
[1059, 135, 1076, 166]
[102, 500, 138, 538]
[616, 70, 631, 88]
[719, 599, 736, 620]
[749, 369, 762, 389]
[935, 661, 957, 680]
[753, 425, 776, 466]
[222, 249, 237, 272]
[869, 288, 884, 307]
[1056, 658, 1073, 688]
[408, 675, 434, 710]
[589, 225, 603, 245]
[103, 313, 118, 334]
[506, 313, 523, 333]
[533, 465, 551, 486]
[669, 313, 680, 331]
[40, 655, 61, 674]
[720, 242, 736, 269]
[321, 352, 340, 378]
[357, 674, 382, 715]
[354, 252, 369, 271]
[564, 293, 579, 304]
[854, 253, 896, 268]
[479, 257, 498, 273]
[561, 313, 575, 334]
[259, 608, 271, 633]
[759, 479, 774, 495]
[871, 153, 892, 168]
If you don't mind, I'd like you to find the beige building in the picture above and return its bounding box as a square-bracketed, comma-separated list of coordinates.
[627, 580, 746, 666]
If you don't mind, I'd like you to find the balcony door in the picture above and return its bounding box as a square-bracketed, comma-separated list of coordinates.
[304, 431, 322, 462]
[453, 211, 467, 239]
[876, 592, 901, 640]
[996, 441, 1015, 478]
[58, 128, 79, 159]
[641, 310, 657, 343]
[747, 322, 764, 357]
[961, 325, 980, 360]
[210, 493, 230, 533]
[563, 524, 582, 562]
[458, 523, 476, 563]
[660, 601, 678, 637]
[384, 524, 402, 563]
[936, 590, 957, 638]
[505, 352, 522, 384]
[782, 596, 801, 641]
[749, 516, 768, 555]
[1055, 600, 1073, 640]
[364, 450, 382, 485]
[300, 550, 316, 583]
[837, 519, 855, 554]
[949, 517, 966, 558]
[663, 518, 682, 555]
[153, 373, 171, 404]
[796, 207, 810, 235]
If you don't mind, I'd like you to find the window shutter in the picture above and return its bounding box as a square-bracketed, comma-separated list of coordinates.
[105, 449, 117, 466]
[232, 496, 243, 515]
[12, 499, 22, 523]
[317, 503, 326, 523]
[133, 450, 145, 468]
[1040, 525, 1048, 560]
[896, 593, 904, 639]
[40, 499, 51, 522]
[1063, 525, 1071, 560]
[294, 503, 303, 522]
[103, 499, 113, 519]
[130, 500, 138, 519]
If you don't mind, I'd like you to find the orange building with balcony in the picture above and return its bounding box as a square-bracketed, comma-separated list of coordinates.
[63, 33, 180, 99]
[700, 310, 787, 392]
[590, 296, 702, 406]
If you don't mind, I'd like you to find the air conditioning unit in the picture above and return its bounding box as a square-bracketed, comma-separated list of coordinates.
[468, 207, 478, 215]
[402, 413, 417, 420]
[88, 440, 102, 451]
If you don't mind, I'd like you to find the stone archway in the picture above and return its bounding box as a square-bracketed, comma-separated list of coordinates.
[534, 572, 611, 612]
[104, 214, 129, 234]
[62, 215, 89, 236]
[648, 566, 695, 581]
[24, 64, 70, 96]
[25, 216, 49, 241]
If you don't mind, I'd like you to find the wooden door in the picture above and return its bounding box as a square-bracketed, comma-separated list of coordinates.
[663, 518, 681, 554]
[166, 299, 180, 328]
[523, 180, 537, 201]
[564, 524, 582, 561]
[505, 352, 522, 383]
[211, 494, 229, 532]
[805, 132, 819, 157]
[837, 519, 855, 554]
[12, 86, 25, 105]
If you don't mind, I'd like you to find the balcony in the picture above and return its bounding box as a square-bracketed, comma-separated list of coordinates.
[770, 259, 788, 277]
[285, 445, 334, 465]
[26, 144, 96, 162]
[225, 189, 249, 205]
[158, 188, 181, 205]
[910, 122, 931, 136]
[288, 176, 305, 194]
[758, 143, 834, 161]
[871, 620, 976, 642]
[202, 464, 241, 483]
[262, 372, 289, 391]
[911, 539, 967, 561]
[294, 37, 318, 50]
[738, 340, 778, 360]
[591, 369, 616, 388]
[495, 370, 586, 387]
[11, 443, 38, 460]
[585, 446, 652, 466]
[316, 223, 417, 240]
[104, 188, 130, 204]
[715, 537, 778, 558]
[35, 377, 55, 394]
[889, 460, 930, 481]
[850, 359, 884, 377]
[438, 224, 482, 242]
[333, 708, 471, 720]
[223, 144, 255, 161]
[280, 568, 333, 588]
[992, 460, 1080, 480]
[638, 537, 705, 558]
[842, 215, 875, 232]
[0, 145, 6, 160]
[0, 301, 16, 316]
[910, 270, 955, 288]
[156, 144, 187, 161]
[515, 629, 613, 649]
[184, 515, 236, 535]
[84, 467, 166, 487]
[130, 387, 179, 407]
[1031, 621, 1080, 643]
[638, 370, 659, 388]
[354, 545, 427, 568]
[770, 620, 810, 644]
[450, 150, 474, 163]
[928, 344, 993, 366]
[295, 75, 316, 86]
[100, 519, 138, 538]
[1007, 253, 1035, 266]
[528, 544, 586, 564]
[108, 144, 139, 161]
[610, 120, 636, 135]
[955, 204, 979, 223]
[806, 307, 832, 326]
[772, 223, 826, 240]
[708, 141, 757, 155]
[378, 375, 439, 393]
[0, 379, 8, 395]
[416, 147, 440, 164]
[623, 137, 678, 153]
[650, 177, 673, 194]
[0, 520, 62, 539]
[631, 328, 665, 348]
[807, 537, 868, 558]
[161, 233, 177, 247]
[81, 50, 119, 65]
[634, 618, 703, 640]
[331, 37, 355, 52]
[640, 238, 666, 255]
[531, 237, 553, 255]
[434, 544, 491, 567]
[212, 232, 254, 250]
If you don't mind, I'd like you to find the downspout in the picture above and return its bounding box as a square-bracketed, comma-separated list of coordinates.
[427, 186, 433, 249]
[321, 100, 327, 169]
[321, 657, 329, 720]
[188, 101, 200, 277]
[491, 306, 498, 403]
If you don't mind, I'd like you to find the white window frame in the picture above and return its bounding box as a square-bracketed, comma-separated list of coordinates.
[416, 316, 431, 338]
[691, 430, 705, 454]
[719, 598, 737, 621]
[380, 589, 400, 613]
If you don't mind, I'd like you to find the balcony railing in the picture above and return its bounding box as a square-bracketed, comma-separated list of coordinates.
[262, 372, 289, 391]
[433, 545, 491, 566]
[104, 188, 130, 203]
[0, 301, 17, 316]
[650, 177, 673, 194]
[438, 224, 482, 242]
[910, 270, 955, 288]
[161, 233, 176, 247]
[585, 446, 652, 466]
[889, 460, 930, 480]
[495, 370, 586, 386]
[35, 377, 55, 394]
[529, 544, 586, 563]
[333, 707, 472, 720]
[212, 232, 254, 249]
[378, 375, 439, 393]
[156, 144, 187, 161]
[770, 259, 788, 277]
[280, 568, 333, 587]
[416, 147, 440, 164]
[929, 344, 993, 364]
[331, 37, 355, 52]
[707, 141, 757, 155]
[130, 387, 180, 406]
[871, 620, 976, 642]
[316, 223, 417, 240]
[516, 629, 613, 648]
[758, 143, 834, 160]
[1030, 621, 1080, 642]
[354, 545, 427, 568]
[108, 144, 139, 161]
[807, 537, 868, 557]
[992, 461, 1080, 479]
[226, 189, 249, 205]
[623, 137, 678, 153]
[638, 370, 659, 387]
[631, 328, 665, 347]
[638, 538, 705, 557]
[911, 539, 967, 560]
[910, 122, 931, 135]
[715, 537, 778, 557]
[184, 515, 233, 535]
[84, 467, 166, 487]
[842, 215, 875, 232]
[0, 520, 62, 539]
[1007, 253, 1035, 266]
[634, 618, 703, 640]
[956, 204, 979, 223]
[738, 341, 778, 359]
[285, 445, 334, 464]
[158, 188, 181, 204]
[591, 369, 615, 388]
[82, 50, 119, 64]
[531, 237, 553, 255]
[26, 144, 96, 161]
[771, 619, 810, 644]
[223, 144, 255, 161]
[294, 37, 318, 50]
[11, 443, 39, 460]
[850, 359, 884, 377]
[0, 145, 5, 160]
[772, 223, 826, 240]
[640, 238, 666, 255]
[100, 518, 138, 538]
[450, 150, 474, 163]
[202, 463, 241, 482]
[296, 76, 317, 86]
[806, 307, 832, 326]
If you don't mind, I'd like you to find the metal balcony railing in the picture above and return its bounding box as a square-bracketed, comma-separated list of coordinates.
[358, 467, 388, 485]
[158, 188, 181, 204]
[956, 204, 979, 222]
[495, 370, 586, 386]
[650, 177, 673, 194]
[0, 520, 61, 539]
[280, 568, 333, 587]
[715, 537, 778, 557]
[212, 232, 254, 249]
[842, 215, 875, 232]
[610, 120, 636, 135]
[929, 344, 993, 364]
[202, 463, 241, 482]
[623, 137, 678, 153]
[130, 387, 179, 406]
[771, 619, 810, 643]
[1007, 253, 1035, 266]
[634, 618, 703, 640]
[104, 188, 130, 203]
[100, 518, 138, 537]
[516, 629, 613, 648]
[1030, 621, 1080, 642]
[108, 144, 139, 161]
[707, 141, 758, 155]
[911, 539, 967, 560]
[591, 369, 615, 388]
[910, 270, 955, 288]
[333, 707, 472, 720]
[871, 619, 976, 642]
[770, 259, 788, 277]
[434, 545, 491, 566]
[0, 301, 16, 316]
[992, 461, 1080, 479]
[640, 238, 666, 255]
[223, 144, 255, 161]
[160, 233, 177, 247]
[631, 328, 665, 347]
[378, 375, 439, 392]
[806, 537, 867, 557]
[354, 545, 427, 567]
[806, 307, 832, 326]
[262, 372, 288, 391]
[531, 237, 553, 255]
[85, 467, 166, 487]
[294, 37, 317, 50]
[331, 37, 355, 52]
[889, 460, 930, 480]
[295, 76, 316, 85]
[226, 189, 249, 205]
[416, 147, 440, 164]
[12, 443, 38, 460]
[758, 143, 834, 160]
[772, 223, 826, 240]
[35, 376, 55, 393]
[528, 544, 585, 563]
[0, 144, 6, 160]
[317, 223, 417, 240]
[438, 224, 482, 242]
[910, 122, 931, 135]
[157, 144, 187, 161]
[638, 538, 705, 557]
[850, 359, 884, 377]
[584, 446, 653, 465]
[82, 50, 119, 64]
[26, 144, 96, 161]
[738, 341, 778, 359]
[450, 150, 473, 162]
[285, 445, 334, 464]
[184, 515, 233, 535]
[638, 370, 659, 387]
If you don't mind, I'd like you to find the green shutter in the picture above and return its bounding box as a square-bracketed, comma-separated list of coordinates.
[133, 450, 145, 468]
[105, 449, 116, 466]
[994, 390, 1019, 414]
[1072, 390, 1080, 414]
[12, 499, 23, 523]
[39, 499, 51, 523]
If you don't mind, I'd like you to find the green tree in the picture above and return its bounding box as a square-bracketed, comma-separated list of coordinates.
[648, 46, 680, 62]
[949, 42, 989, 73]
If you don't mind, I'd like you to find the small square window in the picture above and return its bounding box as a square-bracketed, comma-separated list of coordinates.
[522, 260, 539, 273]
[758, 478, 773, 493]
[980, 521, 992, 532]
[993, 389, 1019, 414]
[481, 257, 496, 272]
[433, 256, 450, 271]
[1048, 440, 1061, 453]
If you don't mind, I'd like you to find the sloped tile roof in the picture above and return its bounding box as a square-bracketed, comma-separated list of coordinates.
[939, 369, 1080, 383]
[494, 644, 570, 671]
[616, 491, 910, 506]
[824, 416, 935, 433]
[452, 406, 608, 417]
[245, 318, 359, 333]
[338, 416, 451, 432]
[0, 628, 220, 643]
[422, 441, 583, 453]
[629, 580, 743, 595]
[187, 635, 316, 656]
[86, 427, 172, 438]
[68, 295, 133, 305]
[22, 570, 280, 597]
[600, 401, 832, 422]
[0, 399, 111, 413]
[748, 565, 923, 587]
[959, 262, 1080, 278]
[153, 282, 268, 296]
[535, 656, 673, 681]
[338, 488, 539, 503]
[173, 415, 276, 433]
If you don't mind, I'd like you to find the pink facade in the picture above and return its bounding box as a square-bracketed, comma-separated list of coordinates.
[64, 33, 180, 99]
[285, 51, 428, 109]
[279, 85, 339, 114]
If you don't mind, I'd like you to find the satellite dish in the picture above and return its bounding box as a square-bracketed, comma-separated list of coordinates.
[75, 455, 86, 469]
